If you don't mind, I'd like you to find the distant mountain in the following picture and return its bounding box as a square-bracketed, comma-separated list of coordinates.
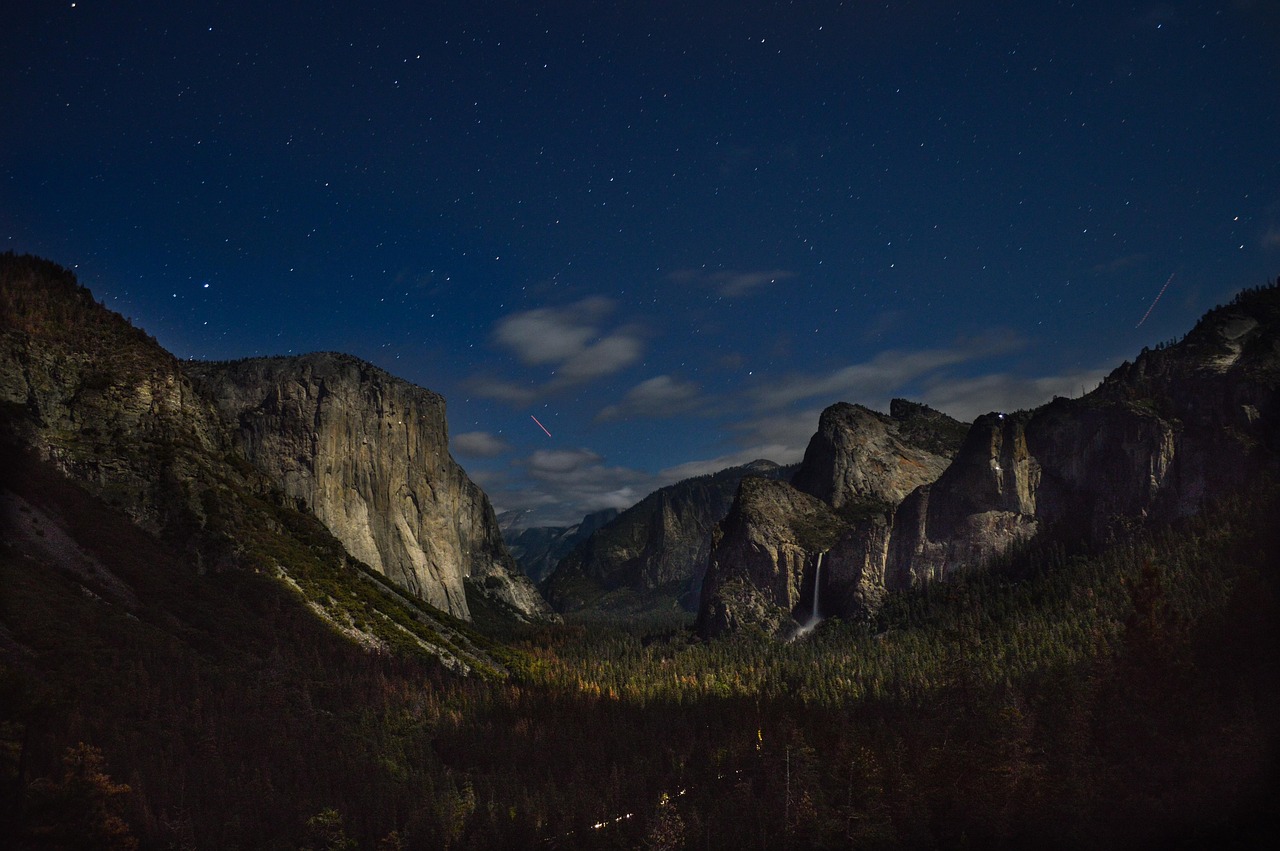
[504, 508, 619, 584]
[543, 460, 796, 616]
[697, 281, 1280, 637]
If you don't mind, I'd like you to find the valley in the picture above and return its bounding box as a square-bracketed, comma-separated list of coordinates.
[2, 253, 1279, 848]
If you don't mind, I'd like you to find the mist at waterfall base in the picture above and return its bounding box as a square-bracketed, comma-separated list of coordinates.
[791, 551, 826, 640]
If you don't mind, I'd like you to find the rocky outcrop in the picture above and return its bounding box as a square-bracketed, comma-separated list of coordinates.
[888, 292, 1280, 589]
[188, 354, 551, 622]
[700, 283, 1280, 638]
[697, 402, 965, 637]
[696, 477, 846, 637]
[886, 411, 1043, 587]
[1, 254, 552, 625]
[792, 400, 967, 509]
[544, 460, 795, 615]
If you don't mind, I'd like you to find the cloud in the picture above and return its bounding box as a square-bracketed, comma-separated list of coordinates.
[656, 407, 821, 485]
[749, 332, 1023, 411]
[526, 448, 604, 475]
[1261, 226, 1280, 251]
[473, 298, 646, 404]
[667, 268, 795, 298]
[596, 374, 702, 422]
[452, 431, 510, 458]
[491, 297, 643, 382]
[711, 269, 795, 297]
[510, 447, 654, 523]
[750, 347, 976, 410]
[737, 407, 826, 451]
[657, 445, 798, 484]
[467, 376, 538, 405]
[919, 367, 1111, 421]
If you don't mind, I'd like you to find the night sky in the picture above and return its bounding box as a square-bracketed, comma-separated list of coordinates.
[5, 2, 1279, 525]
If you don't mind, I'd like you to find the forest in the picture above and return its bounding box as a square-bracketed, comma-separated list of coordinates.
[3, 441, 1277, 849]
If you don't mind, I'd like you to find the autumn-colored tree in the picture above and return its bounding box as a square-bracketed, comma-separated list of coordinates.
[24, 743, 137, 850]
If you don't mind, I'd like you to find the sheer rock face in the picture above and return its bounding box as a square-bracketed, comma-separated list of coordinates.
[791, 400, 965, 508]
[188, 354, 551, 622]
[699, 287, 1280, 638]
[823, 516, 895, 617]
[544, 460, 793, 614]
[888, 300, 1280, 589]
[886, 412, 1043, 587]
[696, 477, 846, 638]
[697, 401, 966, 637]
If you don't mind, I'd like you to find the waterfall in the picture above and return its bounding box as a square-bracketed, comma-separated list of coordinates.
[791, 550, 827, 640]
[810, 551, 823, 624]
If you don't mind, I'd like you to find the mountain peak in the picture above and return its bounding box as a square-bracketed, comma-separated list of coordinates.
[792, 400, 967, 509]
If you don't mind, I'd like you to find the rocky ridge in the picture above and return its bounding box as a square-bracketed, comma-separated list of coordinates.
[544, 460, 796, 616]
[792, 399, 969, 509]
[504, 508, 619, 585]
[697, 401, 966, 636]
[698, 281, 1280, 637]
[0, 254, 240, 566]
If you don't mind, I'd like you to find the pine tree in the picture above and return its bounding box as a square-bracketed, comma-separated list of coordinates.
[24, 743, 138, 850]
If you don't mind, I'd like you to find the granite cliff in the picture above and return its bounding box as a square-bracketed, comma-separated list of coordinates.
[0, 253, 548, 631]
[544, 460, 795, 616]
[697, 402, 966, 637]
[187, 354, 551, 622]
[695, 477, 848, 636]
[889, 287, 1279, 589]
[792, 399, 969, 509]
[699, 282, 1280, 637]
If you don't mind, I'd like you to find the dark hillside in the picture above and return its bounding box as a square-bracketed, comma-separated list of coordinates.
[0, 450, 467, 847]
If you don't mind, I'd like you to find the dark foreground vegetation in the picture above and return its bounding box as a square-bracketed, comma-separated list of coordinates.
[3, 442, 1278, 849]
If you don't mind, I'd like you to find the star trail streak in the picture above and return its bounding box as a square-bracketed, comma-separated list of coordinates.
[1136, 273, 1176, 329]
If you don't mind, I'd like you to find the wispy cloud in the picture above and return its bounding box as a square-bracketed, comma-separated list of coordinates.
[452, 431, 511, 458]
[1261, 226, 1280, 251]
[502, 447, 654, 524]
[751, 348, 972, 410]
[492, 297, 643, 382]
[919, 368, 1111, 421]
[667, 268, 795, 298]
[596, 374, 702, 422]
[468, 377, 538, 405]
[749, 333, 1023, 411]
[657, 340, 1115, 490]
[656, 407, 820, 484]
[472, 297, 646, 404]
